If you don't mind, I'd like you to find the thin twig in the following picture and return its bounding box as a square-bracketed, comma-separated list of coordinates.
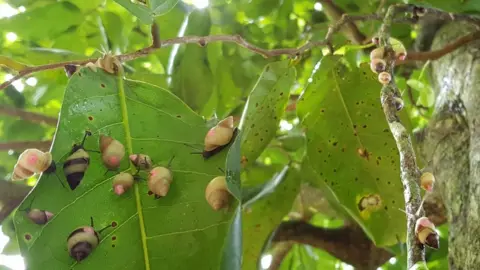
[0, 140, 52, 152]
[399, 30, 480, 64]
[377, 4, 425, 269]
[151, 23, 161, 48]
[0, 107, 58, 126]
[320, 0, 366, 44]
[0, 14, 415, 90]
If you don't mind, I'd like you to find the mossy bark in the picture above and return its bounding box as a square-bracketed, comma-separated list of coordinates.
[422, 22, 480, 269]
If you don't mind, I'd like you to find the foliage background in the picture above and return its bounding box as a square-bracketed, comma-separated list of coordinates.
[1, 0, 476, 269]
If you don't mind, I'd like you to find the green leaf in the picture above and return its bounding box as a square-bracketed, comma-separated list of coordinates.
[297, 55, 406, 247]
[113, 0, 153, 24]
[0, 2, 83, 41]
[0, 56, 29, 72]
[242, 165, 300, 270]
[240, 60, 296, 166]
[150, 0, 180, 16]
[14, 67, 236, 269]
[170, 10, 213, 116]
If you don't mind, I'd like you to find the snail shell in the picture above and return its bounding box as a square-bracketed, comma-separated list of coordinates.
[205, 176, 231, 211]
[112, 172, 134, 195]
[100, 135, 125, 170]
[148, 167, 173, 197]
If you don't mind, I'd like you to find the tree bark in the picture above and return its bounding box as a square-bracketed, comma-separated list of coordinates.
[422, 22, 480, 269]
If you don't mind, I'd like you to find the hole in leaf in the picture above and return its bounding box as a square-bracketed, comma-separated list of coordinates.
[24, 234, 32, 241]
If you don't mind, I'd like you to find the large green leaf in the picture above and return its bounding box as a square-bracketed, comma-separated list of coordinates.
[242, 165, 300, 270]
[0, 2, 83, 41]
[296, 55, 406, 247]
[113, 0, 153, 24]
[113, 0, 180, 24]
[239, 60, 296, 166]
[170, 10, 213, 117]
[13, 67, 236, 269]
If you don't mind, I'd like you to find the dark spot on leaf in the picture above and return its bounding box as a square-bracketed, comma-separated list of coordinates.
[280, 92, 284, 96]
[111, 222, 118, 227]
[376, 177, 380, 181]
[254, 133, 259, 136]
[383, 129, 389, 132]
[341, 148, 345, 152]
[255, 103, 259, 107]
[88, 116, 93, 121]
[148, 191, 153, 196]
[260, 138, 264, 141]
[362, 125, 367, 128]
[356, 102, 359, 105]
[333, 142, 338, 146]
[317, 149, 322, 153]
[266, 66, 270, 71]
[388, 181, 391, 185]
[353, 124, 357, 128]
[112, 244, 116, 248]
[321, 109, 325, 113]
[255, 224, 261, 228]
[78, 73, 82, 77]
[100, 83, 105, 88]
[176, 115, 181, 118]
[112, 236, 117, 241]
[24, 234, 31, 241]
[274, 116, 277, 120]
[333, 169, 337, 173]
[324, 160, 327, 163]
[384, 206, 388, 211]
[251, 124, 255, 128]
[355, 177, 358, 182]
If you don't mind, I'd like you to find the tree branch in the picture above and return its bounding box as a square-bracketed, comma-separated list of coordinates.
[377, 4, 425, 269]
[0, 14, 415, 90]
[151, 23, 161, 48]
[319, 0, 366, 45]
[273, 221, 392, 270]
[0, 140, 52, 152]
[0, 106, 58, 126]
[0, 181, 31, 223]
[399, 30, 480, 64]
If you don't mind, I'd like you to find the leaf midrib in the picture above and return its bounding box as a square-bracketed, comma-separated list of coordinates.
[117, 73, 151, 270]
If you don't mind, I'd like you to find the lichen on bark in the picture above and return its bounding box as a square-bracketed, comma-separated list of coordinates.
[423, 22, 480, 269]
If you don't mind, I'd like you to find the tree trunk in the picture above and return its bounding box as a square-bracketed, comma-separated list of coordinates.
[422, 22, 480, 269]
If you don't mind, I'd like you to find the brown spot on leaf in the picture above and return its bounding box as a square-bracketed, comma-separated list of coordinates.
[100, 83, 105, 88]
[111, 221, 118, 227]
[24, 234, 32, 241]
[88, 116, 93, 121]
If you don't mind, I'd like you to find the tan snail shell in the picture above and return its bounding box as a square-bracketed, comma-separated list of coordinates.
[112, 172, 134, 195]
[17, 148, 53, 174]
[27, 209, 54, 225]
[205, 176, 231, 211]
[148, 167, 173, 197]
[420, 172, 435, 192]
[99, 135, 125, 170]
[415, 217, 439, 249]
[204, 116, 235, 151]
